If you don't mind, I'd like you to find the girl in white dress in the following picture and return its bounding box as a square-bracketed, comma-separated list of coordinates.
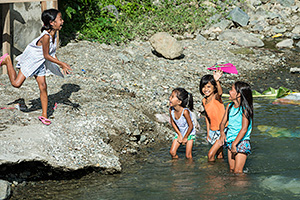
[0, 9, 72, 125]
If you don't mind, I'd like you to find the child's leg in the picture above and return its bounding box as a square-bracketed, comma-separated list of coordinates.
[227, 149, 235, 172]
[35, 76, 48, 118]
[233, 153, 247, 174]
[185, 140, 193, 159]
[1, 55, 26, 87]
[208, 140, 223, 161]
[216, 146, 224, 159]
[169, 139, 180, 159]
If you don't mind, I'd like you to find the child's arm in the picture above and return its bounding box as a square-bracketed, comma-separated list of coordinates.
[205, 115, 211, 142]
[202, 99, 211, 141]
[40, 34, 72, 75]
[182, 109, 194, 145]
[219, 104, 229, 146]
[169, 108, 183, 143]
[213, 69, 223, 99]
[231, 114, 250, 154]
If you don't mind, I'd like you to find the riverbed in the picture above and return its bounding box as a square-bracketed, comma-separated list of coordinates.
[11, 95, 300, 199]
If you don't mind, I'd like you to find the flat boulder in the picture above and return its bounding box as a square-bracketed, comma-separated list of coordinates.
[149, 32, 183, 59]
[219, 29, 264, 47]
[276, 39, 294, 48]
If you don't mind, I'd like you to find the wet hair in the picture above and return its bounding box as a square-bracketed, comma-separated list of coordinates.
[228, 81, 253, 121]
[199, 75, 218, 96]
[41, 9, 60, 32]
[172, 88, 194, 111]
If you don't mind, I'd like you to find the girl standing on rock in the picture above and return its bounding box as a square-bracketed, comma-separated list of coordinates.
[219, 81, 253, 174]
[169, 88, 195, 159]
[0, 9, 71, 125]
[199, 70, 226, 162]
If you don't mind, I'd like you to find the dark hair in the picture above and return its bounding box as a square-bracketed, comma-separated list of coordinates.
[199, 75, 218, 96]
[229, 81, 253, 121]
[172, 88, 194, 111]
[41, 9, 60, 32]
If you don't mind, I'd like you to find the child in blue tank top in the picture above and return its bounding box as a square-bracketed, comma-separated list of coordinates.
[169, 88, 195, 159]
[219, 81, 253, 174]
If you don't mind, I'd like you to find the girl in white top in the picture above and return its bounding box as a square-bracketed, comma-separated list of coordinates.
[0, 9, 71, 125]
[169, 88, 195, 159]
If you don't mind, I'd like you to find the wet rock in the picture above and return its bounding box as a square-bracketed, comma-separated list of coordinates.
[0, 180, 10, 200]
[149, 32, 183, 59]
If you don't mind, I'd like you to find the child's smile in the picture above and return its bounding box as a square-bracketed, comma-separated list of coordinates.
[202, 82, 214, 97]
[52, 12, 64, 30]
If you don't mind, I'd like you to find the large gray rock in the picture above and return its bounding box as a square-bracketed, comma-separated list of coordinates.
[227, 7, 250, 27]
[0, 123, 121, 175]
[276, 39, 294, 48]
[219, 29, 264, 47]
[276, 0, 295, 7]
[0, 180, 10, 200]
[292, 25, 300, 34]
[149, 32, 183, 59]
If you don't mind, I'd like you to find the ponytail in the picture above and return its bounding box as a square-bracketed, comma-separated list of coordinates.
[187, 92, 194, 111]
[173, 88, 194, 111]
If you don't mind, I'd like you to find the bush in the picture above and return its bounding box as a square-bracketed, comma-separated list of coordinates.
[59, 0, 215, 45]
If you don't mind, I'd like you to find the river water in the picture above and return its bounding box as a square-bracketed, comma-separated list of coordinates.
[11, 96, 300, 199]
[10, 42, 300, 199]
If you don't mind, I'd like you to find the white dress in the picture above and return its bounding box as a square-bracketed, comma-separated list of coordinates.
[16, 30, 63, 78]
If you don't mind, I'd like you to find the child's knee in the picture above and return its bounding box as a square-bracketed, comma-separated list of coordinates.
[169, 150, 176, 157]
[207, 151, 214, 160]
[186, 154, 192, 159]
[11, 82, 22, 88]
[39, 82, 47, 91]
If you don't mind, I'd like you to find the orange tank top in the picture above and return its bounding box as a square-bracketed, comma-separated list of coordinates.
[203, 97, 225, 131]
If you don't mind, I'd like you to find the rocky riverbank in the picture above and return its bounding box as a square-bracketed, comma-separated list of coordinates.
[0, 0, 300, 198]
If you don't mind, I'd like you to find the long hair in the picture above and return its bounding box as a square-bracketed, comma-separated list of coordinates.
[173, 88, 194, 111]
[199, 74, 218, 96]
[41, 9, 60, 32]
[229, 81, 253, 121]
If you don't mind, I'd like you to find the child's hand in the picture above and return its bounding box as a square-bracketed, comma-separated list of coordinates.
[177, 135, 183, 144]
[231, 143, 237, 154]
[213, 69, 223, 81]
[60, 62, 72, 75]
[206, 136, 211, 143]
[182, 138, 188, 145]
[218, 135, 225, 146]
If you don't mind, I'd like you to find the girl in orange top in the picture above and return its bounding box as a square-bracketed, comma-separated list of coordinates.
[199, 70, 226, 161]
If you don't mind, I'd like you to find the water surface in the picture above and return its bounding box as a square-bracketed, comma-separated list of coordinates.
[12, 97, 300, 199]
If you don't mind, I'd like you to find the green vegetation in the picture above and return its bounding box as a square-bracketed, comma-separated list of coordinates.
[58, 0, 221, 45]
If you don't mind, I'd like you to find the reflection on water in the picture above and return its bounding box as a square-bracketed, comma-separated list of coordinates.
[11, 98, 300, 199]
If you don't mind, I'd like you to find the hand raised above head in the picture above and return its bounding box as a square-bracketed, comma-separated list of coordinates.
[213, 69, 223, 81]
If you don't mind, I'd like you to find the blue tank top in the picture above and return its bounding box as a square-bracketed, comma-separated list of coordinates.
[171, 107, 195, 137]
[226, 103, 252, 143]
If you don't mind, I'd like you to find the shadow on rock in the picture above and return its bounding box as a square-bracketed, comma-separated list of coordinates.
[7, 83, 81, 117]
[151, 50, 185, 60]
[0, 161, 116, 183]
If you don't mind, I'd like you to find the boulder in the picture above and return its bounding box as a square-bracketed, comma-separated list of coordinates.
[290, 67, 300, 73]
[276, 39, 294, 48]
[218, 29, 264, 47]
[149, 32, 183, 59]
[0, 180, 10, 200]
[227, 7, 250, 27]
